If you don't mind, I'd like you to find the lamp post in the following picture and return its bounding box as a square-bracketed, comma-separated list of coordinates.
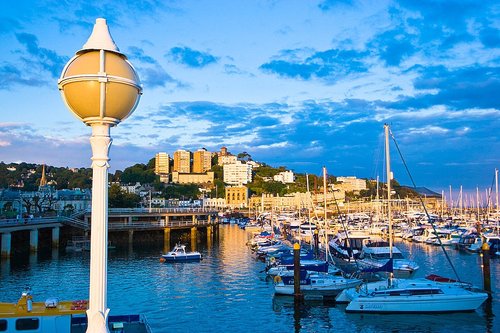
[58, 18, 142, 333]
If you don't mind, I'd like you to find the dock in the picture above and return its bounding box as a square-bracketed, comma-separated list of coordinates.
[0, 208, 220, 258]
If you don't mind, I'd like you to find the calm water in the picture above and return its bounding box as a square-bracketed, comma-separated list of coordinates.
[1, 225, 498, 333]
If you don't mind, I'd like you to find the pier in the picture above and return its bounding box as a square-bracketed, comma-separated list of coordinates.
[0, 208, 219, 258]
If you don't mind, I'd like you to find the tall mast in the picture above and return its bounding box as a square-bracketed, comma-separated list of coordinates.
[384, 124, 393, 258]
[306, 173, 311, 222]
[496, 168, 499, 233]
[476, 187, 480, 221]
[449, 185, 453, 216]
[459, 186, 463, 220]
[376, 175, 380, 221]
[306, 173, 313, 249]
[323, 166, 328, 258]
[496, 168, 499, 219]
[441, 190, 444, 218]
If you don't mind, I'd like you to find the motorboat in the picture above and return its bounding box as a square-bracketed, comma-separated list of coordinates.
[328, 231, 372, 272]
[161, 244, 202, 262]
[357, 240, 420, 278]
[456, 231, 482, 252]
[338, 275, 488, 313]
[274, 270, 362, 297]
[0, 288, 152, 332]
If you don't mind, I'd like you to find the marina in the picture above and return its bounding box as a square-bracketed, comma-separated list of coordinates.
[0, 224, 498, 333]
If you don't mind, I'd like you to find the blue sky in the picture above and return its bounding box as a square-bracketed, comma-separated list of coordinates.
[0, 0, 499, 197]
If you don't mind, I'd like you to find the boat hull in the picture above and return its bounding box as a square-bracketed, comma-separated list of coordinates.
[275, 279, 362, 297]
[161, 254, 201, 262]
[345, 292, 488, 313]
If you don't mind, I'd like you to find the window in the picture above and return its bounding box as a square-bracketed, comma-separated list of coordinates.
[0, 320, 7, 331]
[16, 318, 39, 331]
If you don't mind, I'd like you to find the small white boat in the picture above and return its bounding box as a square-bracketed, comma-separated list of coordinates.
[274, 270, 362, 297]
[161, 244, 202, 262]
[339, 276, 488, 313]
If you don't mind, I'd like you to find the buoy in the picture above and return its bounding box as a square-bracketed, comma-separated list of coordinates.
[159, 257, 166, 263]
[274, 275, 282, 284]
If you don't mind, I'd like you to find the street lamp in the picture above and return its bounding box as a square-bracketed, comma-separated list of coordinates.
[58, 18, 142, 333]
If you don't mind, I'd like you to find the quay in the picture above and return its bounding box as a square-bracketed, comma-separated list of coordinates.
[0, 207, 220, 258]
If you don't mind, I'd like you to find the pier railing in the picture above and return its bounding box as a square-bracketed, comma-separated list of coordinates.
[104, 207, 218, 214]
[108, 219, 212, 230]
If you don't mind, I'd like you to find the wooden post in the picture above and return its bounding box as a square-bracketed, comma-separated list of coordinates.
[293, 243, 303, 301]
[481, 241, 492, 298]
[314, 229, 319, 257]
[191, 226, 198, 251]
[163, 228, 171, 253]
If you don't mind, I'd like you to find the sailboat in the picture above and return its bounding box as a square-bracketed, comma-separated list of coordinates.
[337, 124, 488, 313]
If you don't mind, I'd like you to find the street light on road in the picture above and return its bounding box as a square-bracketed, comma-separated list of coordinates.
[58, 18, 142, 333]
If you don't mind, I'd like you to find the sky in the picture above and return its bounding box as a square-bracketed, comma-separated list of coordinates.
[0, 0, 499, 198]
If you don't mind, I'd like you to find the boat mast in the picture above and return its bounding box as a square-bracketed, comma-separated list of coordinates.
[306, 173, 313, 249]
[376, 175, 380, 222]
[496, 168, 499, 233]
[476, 187, 480, 222]
[449, 185, 453, 216]
[384, 124, 393, 259]
[323, 166, 328, 258]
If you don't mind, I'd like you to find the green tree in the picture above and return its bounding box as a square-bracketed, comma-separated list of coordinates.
[121, 164, 156, 184]
[108, 184, 141, 208]
[262, 181, 287, 196]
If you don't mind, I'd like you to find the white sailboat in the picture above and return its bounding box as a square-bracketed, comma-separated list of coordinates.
[337, 124, 488, 313]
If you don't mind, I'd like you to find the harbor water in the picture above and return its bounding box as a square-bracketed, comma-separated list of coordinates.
[1, 225, 498, 333]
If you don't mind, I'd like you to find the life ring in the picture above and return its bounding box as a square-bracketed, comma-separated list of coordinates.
[270, 257, 276, 263]
[274, 275, 282, 284]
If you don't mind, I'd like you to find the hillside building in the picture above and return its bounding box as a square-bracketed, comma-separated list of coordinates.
[155, 152, 170, 183]
[218, 155, 237, 166]
[273, 171, 295, 184]
[173, 150, 191, 173]
[223, 161, 253, 185]
[225, 186, 248, 208]
[171, 171, 214, 185]
[193, 148, 212, 173]
[336, 176, 367, 193]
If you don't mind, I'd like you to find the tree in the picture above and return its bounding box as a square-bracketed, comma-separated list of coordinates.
[164, 184, 200, 200]
[262, 181, 287, 196]
[108, 184, 141, 208]
[121, 164, 156, 184]
[237, 152, 252, 162]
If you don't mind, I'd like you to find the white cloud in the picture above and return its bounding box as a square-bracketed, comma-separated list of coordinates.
[406, 125, 449, 135]
[255, 141, 289, 149]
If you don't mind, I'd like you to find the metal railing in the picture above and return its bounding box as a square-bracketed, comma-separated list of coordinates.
[106, 207, 218, 214]
[0, 215, 214, 231]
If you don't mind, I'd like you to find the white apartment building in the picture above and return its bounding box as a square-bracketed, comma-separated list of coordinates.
[155, 152, 170, 183]
[273, 170, 295, 184]
[336, 176, 367, 192]
[223, 161, 253, 185]
[218, 154, 237, 166]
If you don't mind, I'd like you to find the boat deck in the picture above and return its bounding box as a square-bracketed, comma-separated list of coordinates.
[71, 315, 152, 333]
